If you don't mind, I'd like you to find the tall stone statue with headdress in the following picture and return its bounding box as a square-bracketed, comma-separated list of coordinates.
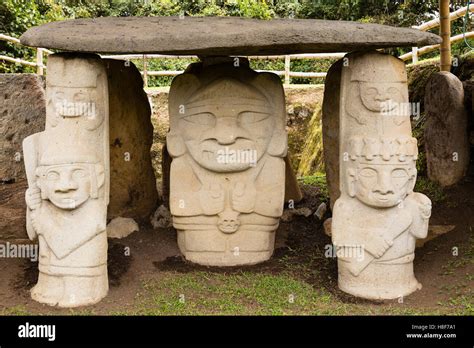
[332, 51, 431, 299]
[23, 53, 109, 307]
[167, 58, 287, 266]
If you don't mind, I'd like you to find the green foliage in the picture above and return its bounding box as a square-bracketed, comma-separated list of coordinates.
[298, 172, 328, 201]
[3, 0, 474, 79]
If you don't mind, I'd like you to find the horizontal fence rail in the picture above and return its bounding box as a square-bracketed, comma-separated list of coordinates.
[1, 6, 473, 84]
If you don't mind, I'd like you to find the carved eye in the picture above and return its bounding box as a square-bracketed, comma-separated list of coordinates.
[46, 171, 59, 181]
[73, 169, 87, 179]
[74, 91, 87, 102]
[183, 113, 215, 126]
[387, 87, 399, 96]
[238, 112, 269, 125]
[359, 168, 377, 178]
[365, 88, 378, 96]
[392, 169, 408, 178]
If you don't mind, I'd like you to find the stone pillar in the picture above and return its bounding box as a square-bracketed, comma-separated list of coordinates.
[23, 53, 109, 307]
[167, 58, 287, 266]
[331, 51, 432, 300]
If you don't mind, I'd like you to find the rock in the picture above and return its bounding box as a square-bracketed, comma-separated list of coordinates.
[314, 202, 327, 220]
[21, 17, 440, 55]
[331, 51, 431, 300]
[416, 225, 456, 248]
[167, 58, 286, 266]
[284, 152, 303, 203]
[0, 181, 29, 240]
[106, 59, 158, 221]
[0, 74, 46, 183]
[281, 207, 313, 222]
[107, 217, 139, 239]
[425, 72, 470, 187]
[150, 204, 172, 229]
[294, 207, 313, 217]
[322, 59, 343, 210]
[323, 218, 332, 237]
[281, 209, 294, 222]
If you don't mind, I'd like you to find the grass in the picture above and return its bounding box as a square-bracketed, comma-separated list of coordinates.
[298, 172, 329, 201]
[131, 271, 326, 315]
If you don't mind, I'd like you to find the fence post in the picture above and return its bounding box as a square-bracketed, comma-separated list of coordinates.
[36, 48, 43, 75]
[284, 55, 290, 86]
[411, 47, 418, 63]
[143, 54, 148, 88]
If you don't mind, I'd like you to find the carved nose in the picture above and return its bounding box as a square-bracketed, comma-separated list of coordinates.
[375, 94, 390, 102]
[215, 118, 238, 145]
[55, 174, 78, 193]
[374, 173, 394, 195]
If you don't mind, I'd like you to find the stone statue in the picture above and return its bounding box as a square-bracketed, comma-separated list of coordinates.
[331, 51, 431, 299]
[167, 58, 287, 266]
[23, 54, 109, 307]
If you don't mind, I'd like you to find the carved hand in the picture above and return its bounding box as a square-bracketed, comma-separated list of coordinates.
[364, 232, 393, 259]
[25, 187, 42, 210]
[412, 192, 432, 219]
[199, 183, 225, 215]
[231, 182, 256, 213]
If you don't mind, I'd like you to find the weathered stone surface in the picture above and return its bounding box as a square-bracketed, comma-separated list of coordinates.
[107, 217, 139, 239]
[20, 16, 441, 55]
[284, 153, 303, 203]
[106, 59, 158, 221]
[331, 51, 431, 300]
[167, 58, 287, 266]
[425, 72, 470, 187]
[150, 204, 172, 229]
[322, 59, 343, 210]
[23, 54, 109, 307]
[0, 181, 29, 240]
[0, 74, 46, 183]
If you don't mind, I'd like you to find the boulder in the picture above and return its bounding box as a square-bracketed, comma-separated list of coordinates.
[322, 59, 343, 210]
[425, 72, 470, 187]
[0, 74, 46, 183]
[21, 17, 440, 55]
[106, 59, 158, 221]
[107, 217, 139, 239]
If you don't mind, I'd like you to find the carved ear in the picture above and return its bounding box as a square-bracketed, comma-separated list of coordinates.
[407, 167, 417, 194]
[95, 164, 105, 189]
[267, 130, 288, 157]
[166, 132, 186, 158]
[90, 164, 105, 199]
[347, 168, 357, 197]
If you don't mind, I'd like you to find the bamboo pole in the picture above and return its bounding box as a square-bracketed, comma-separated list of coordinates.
[399, 31, 474, 61]
[439, 0, 451, 71]
[36, 48, 43, 75]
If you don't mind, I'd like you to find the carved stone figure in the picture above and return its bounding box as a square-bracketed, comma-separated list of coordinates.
[331, 51, 431, 299]
[167, 59, 287, 266]
[23, 54, 109, 307]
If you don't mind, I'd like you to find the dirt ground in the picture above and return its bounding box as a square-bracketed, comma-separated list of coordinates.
[0, 177, 472, 315]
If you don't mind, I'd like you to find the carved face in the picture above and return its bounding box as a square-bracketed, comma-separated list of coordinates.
[38, 164, 92, 209]
[359, 82, 405, 113]
[350, 163, 414, 208]
[179, 99, 274, 172]
[50, 87, 96, 118]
